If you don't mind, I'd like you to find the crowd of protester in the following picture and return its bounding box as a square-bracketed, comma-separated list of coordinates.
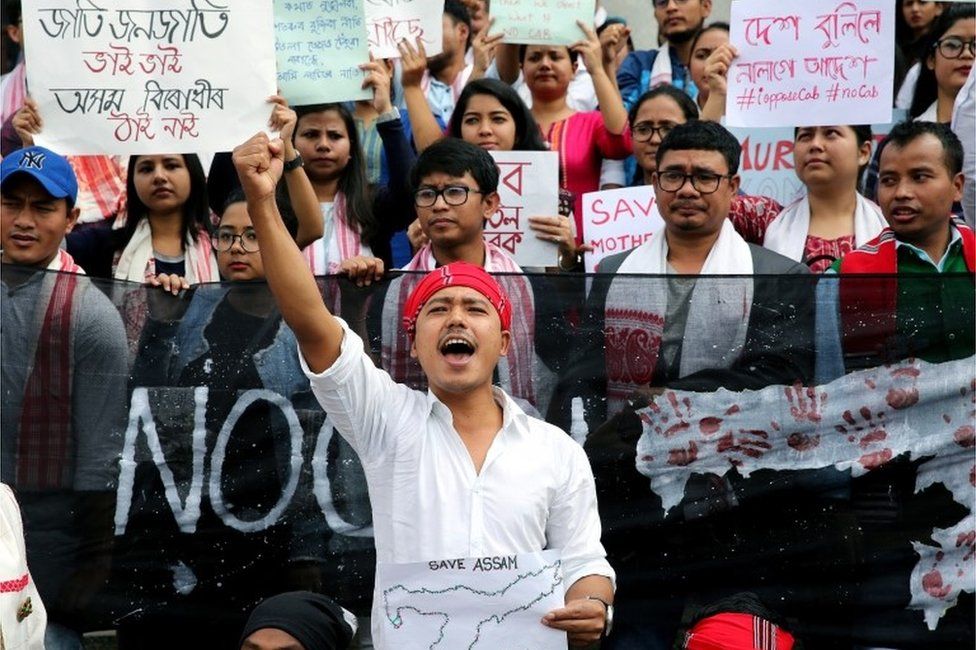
[1, 0, 975, 648]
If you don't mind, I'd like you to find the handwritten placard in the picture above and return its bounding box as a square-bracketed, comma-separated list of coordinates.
[582, 185, 664, 272]
[365, 0, 443, 59]
[487, 151, 560, 268]
[376, 550, 564, 650]
[23, 0, 276, 155]
[491, 0, 594, 45]
[275, 0, 372, 104]
[727, 0, 894, 128]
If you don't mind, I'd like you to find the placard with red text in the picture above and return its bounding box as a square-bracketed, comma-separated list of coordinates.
[581, 185, 664, 273]
[487, 151, 560, 268]
[24, 1, 277, 155]
[366, 0, 444, 58]
[727, 0, 894, 128]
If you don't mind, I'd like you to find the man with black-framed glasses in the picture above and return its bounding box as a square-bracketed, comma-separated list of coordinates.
[564, 120, 814, 426]
[554, 120, 817, 649]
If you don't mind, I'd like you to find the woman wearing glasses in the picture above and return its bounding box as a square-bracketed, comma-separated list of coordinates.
[909, 4, 975, 122]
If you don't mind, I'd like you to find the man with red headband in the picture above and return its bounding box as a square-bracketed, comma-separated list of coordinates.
[232, 132, 615, 648]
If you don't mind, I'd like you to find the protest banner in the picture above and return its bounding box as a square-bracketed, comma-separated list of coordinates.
[581, 185, 664, 272]
[488, 150, 560, 268]
[365, 0, 444, 58]
[726, 0, 895, 128]
[23, 1, 277, 155]
[376, 550, 565, 649]
[275, 0, 372, 104]
[491, 0, 594, 45]
[1, 269, 973, 646]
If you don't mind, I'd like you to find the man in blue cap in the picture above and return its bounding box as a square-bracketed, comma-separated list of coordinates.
[1, 145, 84, 271]
[1, 145, 128, 648]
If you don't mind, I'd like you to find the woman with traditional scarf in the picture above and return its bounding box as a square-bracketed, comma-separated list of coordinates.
[699, 44, 887, 272]
[289, 58, 416, 276]
[59, 152, 218, 286]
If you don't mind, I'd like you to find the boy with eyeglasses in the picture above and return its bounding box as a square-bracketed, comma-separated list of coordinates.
[553, 120, 817, 648]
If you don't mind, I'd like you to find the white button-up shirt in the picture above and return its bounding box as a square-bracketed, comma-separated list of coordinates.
[301, 320, 615, 629]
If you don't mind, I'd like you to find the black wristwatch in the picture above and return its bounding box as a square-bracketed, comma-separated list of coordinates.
[283, 153, 303, 172]
[585, 596, 614, 638]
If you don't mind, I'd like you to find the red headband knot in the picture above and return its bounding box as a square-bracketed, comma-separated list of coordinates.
[684, 613, 794, 650]
[402, 262, 512, 339]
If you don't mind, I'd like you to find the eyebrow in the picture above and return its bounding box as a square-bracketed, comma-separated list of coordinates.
[880, 163, 939, 175]
[661, 165, 725, 175]
[425, 295, 491, 308]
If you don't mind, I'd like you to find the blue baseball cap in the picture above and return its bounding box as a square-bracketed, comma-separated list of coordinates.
[1, 146, 78, 204]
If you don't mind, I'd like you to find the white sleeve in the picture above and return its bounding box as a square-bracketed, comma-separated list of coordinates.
[547, 440, 616, 591]
[300, 318, 423, 466]
[952, 68, 975, 227]
[599, 159, 627, 188]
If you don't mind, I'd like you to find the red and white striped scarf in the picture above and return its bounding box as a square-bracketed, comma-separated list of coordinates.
[113, 219, 218, 284]
[1, 60, 26, 121]
[46, 249, 84, 274]
[381, 242, 538, 405]
[16, 261, 85, 490]
[68, 155, 127, 224]
[302, 194, 366, 275]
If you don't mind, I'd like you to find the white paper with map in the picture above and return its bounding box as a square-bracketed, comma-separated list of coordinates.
[375, 549, 565, 649]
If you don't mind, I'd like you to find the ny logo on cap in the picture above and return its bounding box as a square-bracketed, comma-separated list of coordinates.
[19, 150, 46, 170]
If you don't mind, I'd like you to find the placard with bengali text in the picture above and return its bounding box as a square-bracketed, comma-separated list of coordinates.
[727, 0, 894, 128]
[488, 150, 560, 268]
[274, 0, 372, 105]
[365, 0, 443, 59]
[24, 0, 277, 155]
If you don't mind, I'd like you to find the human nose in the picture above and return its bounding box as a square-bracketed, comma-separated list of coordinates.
[228, 234, 246, 253]
[478, 119, 492, 135]
[430, 190, 450, 210]
[675, 175, 699, 196]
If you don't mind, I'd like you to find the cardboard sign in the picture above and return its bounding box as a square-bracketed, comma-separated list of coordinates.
[25, 0, 277, 154]
[376, 551, 564, 649]
[365, 0, 443, 58]
[275, 0, 372, 104]
[487, 151, 560, 268]
[491, 0, 594, 45]
[581, 185, 664, 272]
[727, 0, 894, 127]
